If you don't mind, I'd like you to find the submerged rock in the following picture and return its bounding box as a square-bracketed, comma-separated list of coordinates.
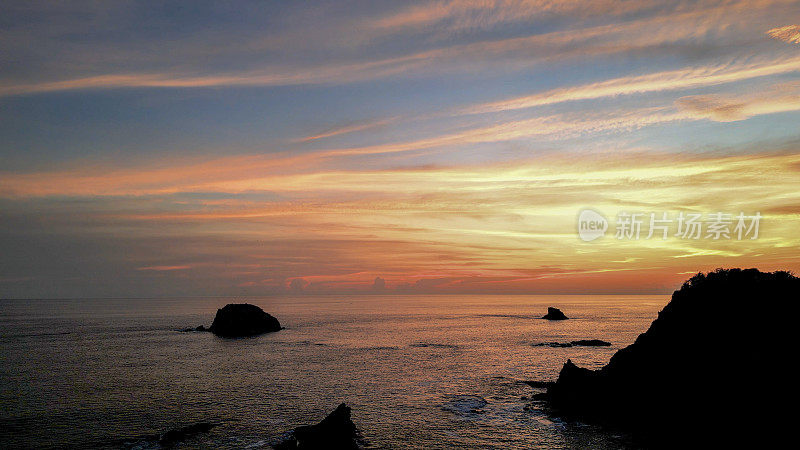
[159, 422, 214, 447]
[533, 342, 573, 347]
[541, 307, 568, 320]
[569, 339, 611, 347]
[273, 403, 363, 450]
[532, 339, 611, 347]
[208, 303, 282, 337]
[443, 395, 488, 415]
[523, 380, 554, 389]
[542, 268, 800, 446]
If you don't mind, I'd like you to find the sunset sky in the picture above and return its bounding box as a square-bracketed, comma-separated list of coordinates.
[1, 1, 800, 298]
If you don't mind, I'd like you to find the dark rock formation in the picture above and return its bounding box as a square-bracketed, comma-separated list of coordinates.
[531, 392, 549, 401]
[208, 303, 282, 337]
[159, 422, 214, 447]
[542, 268, 799, 446]
[179, 325, 207, 332]
[541, 307, 568, 320]
[273, 403, 363, 450]
[533, 339, 611, 347]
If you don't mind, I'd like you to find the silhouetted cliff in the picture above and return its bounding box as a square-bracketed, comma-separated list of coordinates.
[544, 268, 798, 446]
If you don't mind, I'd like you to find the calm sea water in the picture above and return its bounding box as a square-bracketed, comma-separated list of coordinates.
[0, 295, 666, 449]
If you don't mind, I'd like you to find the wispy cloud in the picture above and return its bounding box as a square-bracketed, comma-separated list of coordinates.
[372, 0, 659, 32]
[767, 25, 800, 44]
[3, 0, 800, 297]
[372, 0, 794, 36]
[675, 81, 800, 121]
[136, 265, 192, 271]
[4, 149, 799, 295]
[3, 1, 795, 97]
[298, 118, 394, 142]
[4, 89, 799, 199]
[0, 55, 433, 96]
[463, 56, 800, 114]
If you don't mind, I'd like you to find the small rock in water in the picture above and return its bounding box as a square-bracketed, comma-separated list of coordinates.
[542, 307, 568, 320]
[208, 303, 282, 337]
[273, 403, 363, 449]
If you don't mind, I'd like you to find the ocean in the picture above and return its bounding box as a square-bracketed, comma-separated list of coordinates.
[0, 295, 666, 449]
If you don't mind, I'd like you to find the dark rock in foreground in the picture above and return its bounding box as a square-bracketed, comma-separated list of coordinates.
[541, 307, 568, 320]
[533, 339, 611, 347]
[273, 403, 363, 450]
[542, 268, 799, 446]
[208, 303, 282, 337]
[159, 422, 214, 447]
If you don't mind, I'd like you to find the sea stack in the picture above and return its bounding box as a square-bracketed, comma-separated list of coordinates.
[542, 268, 799, 446]
[273, 403, 363, 449]
[208, 303, 282, 337]
[542, 307, 568, 320]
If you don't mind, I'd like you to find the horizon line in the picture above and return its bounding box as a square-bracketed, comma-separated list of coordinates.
[0, 291, 676, 301]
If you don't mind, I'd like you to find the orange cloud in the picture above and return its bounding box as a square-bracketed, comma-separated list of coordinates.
[675, 81, 800, 121]
[136, 265, 192, 271]
[767, 25, 800, 44]
[4, 148, 798, 294]
[374, 0, 792, 34]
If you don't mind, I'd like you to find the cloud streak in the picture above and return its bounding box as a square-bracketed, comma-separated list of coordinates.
[4, 149, 799, 296]
[5, 83, 800, 200]
[3, 1, 797, 97]
[675, 82, 800, 121]
[463, 56, 800, 114]
[298, 119, 394, 142]
[767, 25, 800, 44]
[3, 1, 800, 297]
